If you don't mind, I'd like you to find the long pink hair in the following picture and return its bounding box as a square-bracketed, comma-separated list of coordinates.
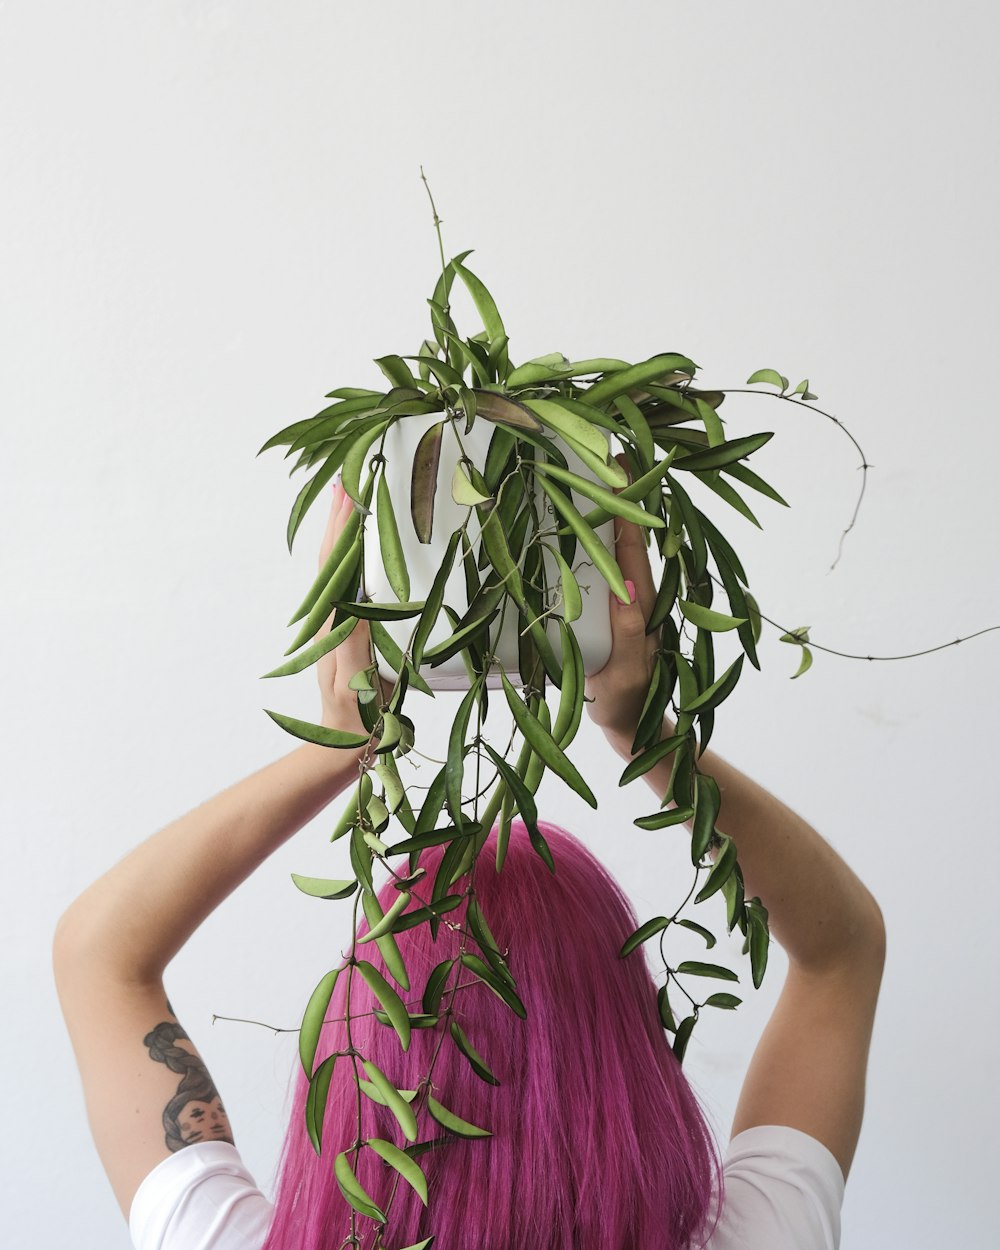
[262, 818, 725, 1249]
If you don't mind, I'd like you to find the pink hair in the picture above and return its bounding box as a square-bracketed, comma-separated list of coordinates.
[262, 818, 725, 1249]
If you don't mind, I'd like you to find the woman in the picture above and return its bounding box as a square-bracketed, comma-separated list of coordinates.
[53, 462, 886, 1249]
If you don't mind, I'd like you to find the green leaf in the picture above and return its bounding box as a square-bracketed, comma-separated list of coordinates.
[374, 354, 419, 390]
[550, 546, 583, 622]
[447, 682, 483, 832]
[452, 260, 506, 355]
[368, 1136, 429, 1205]
[582, 353, 698, 408]
[264, 708, 369, 750]
[530, 460, 664, 528]
[746, 368, 788, 391]
[790, 644, 813, 679]
[620, 916, 669, 958]
[305, 1053, 338, 1154]
[356, 960, 411, 1051]
[722, 459, 790, 508]
[422, 958, 456, 1015]
[694, 396, 726, 447]
[358, 889, 412, 944]
[677, 599, 747, 633]
[299, 968, 340, 1078]
[657, 983, 678, 1032]
[334, 1149, 386, 1222]
[376, 468, 411, 601]
[685, 655, 745, 715]
[262, 615, 360, 679]
[634, 806, 694, 830]
[411, 419, 446, 544]
[460, 951, 527, 1018]
[426, 1093, 492, 1138]
[672, 1014, 696, 1062]
[361, 1058, 419, 1142]
[703, 992, 742, 1009]
[747, 898, 770, 988]
[395, 1238, 436, 1250]
[291, 873, 358, 900]
[449, 1019, 501, 1085]
[670, 432, 774, 473]
[694, 835, 738, 904]
[341, 419, 391, 507]
[522, 397, 612, 461]
[537, 476, 630, 604]
[410, 528, 462, 669]
[675, 960, 739, 982]
[676, 918, 717, 949]
[690, 773, 722, 865]
[481, 742, 540, 847]
[451, 459, 494, 506]
[618, 733, 687, 786]
[283, 536, 363, 655]
[499, 669, 597, 808]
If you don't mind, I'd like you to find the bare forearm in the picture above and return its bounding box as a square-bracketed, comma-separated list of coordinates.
[607, 716, 885, 973]
[55, 742, 364, 983]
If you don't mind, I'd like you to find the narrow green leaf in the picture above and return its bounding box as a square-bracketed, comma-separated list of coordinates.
[748, 898, 770, 988]
[672, 1014, 696, 1062]
[426, 1093, 492, 1138]
[291, 873, 358, 900]
[618, 733, 687, 786]
[522, 397, 612, 460]
[680, 655, 740, 715]
[459, 951, 527, 1018]
[634, 806, 694, 830]
[677, 599, 747, 633]
[361, 1058, 419, 1141]
[703, 992, 742, 1009]
[356, 960, 411, 1051]
[670, 432, 774, 473]
[410, 529, 462, 669]
[658, 983, 678, 1032]
[305, 1053, 338, 1154]
[499, 668, 597, 808]
[694, 835, 738, 904]
[264, 708, 369, 749]
[676, 918, 717, 949]
[530, 459, 664, 527]
[690, 773, 722, 864]
[550, 546, 583, 623]
[452, 260, 505, 353]
[299, 968, 340, 1077]
[449, 1019, 501, 1085]
[368, 1137, 428, 1205]
[537, 477, 629, 604]
[358, 890, 412, 944]
[334, 1149, 386, 1222]
[422, 958, 456, 1015]
[619, 916, 669, 958]
[376, 468, 411, 601]
[582, 353, 698, 408]
[675, 960, 740, 981]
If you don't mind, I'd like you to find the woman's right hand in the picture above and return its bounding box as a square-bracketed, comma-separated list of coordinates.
[583, 453, 662, 745]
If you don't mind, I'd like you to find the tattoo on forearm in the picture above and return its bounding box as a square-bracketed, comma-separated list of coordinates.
[143, 1020, 235, 1151]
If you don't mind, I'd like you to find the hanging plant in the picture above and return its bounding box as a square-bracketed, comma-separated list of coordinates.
[253, 173, 871, 1246]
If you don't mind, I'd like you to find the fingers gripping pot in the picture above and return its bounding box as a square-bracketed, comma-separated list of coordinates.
[362, 412, 616, 691]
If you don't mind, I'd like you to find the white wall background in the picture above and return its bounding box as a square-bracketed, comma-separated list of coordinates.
[2, 2, 997, 1247]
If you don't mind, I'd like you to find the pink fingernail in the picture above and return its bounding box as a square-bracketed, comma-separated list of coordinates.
[625, 579, 636, 603]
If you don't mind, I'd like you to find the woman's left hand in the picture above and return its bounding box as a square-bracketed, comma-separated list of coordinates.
[315, 478, 392, 736]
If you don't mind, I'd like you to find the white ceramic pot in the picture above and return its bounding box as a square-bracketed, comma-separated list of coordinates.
[361, 412, 618, 690]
